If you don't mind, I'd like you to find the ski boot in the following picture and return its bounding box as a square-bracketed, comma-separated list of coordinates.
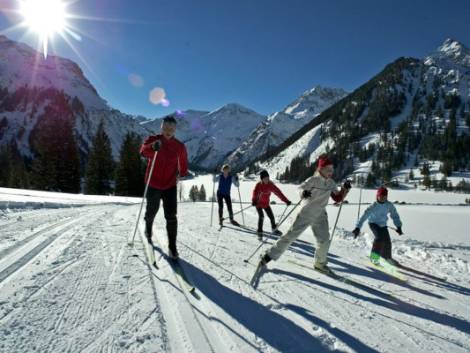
[257, 231, 263, 241]
[168, 247, 179, 260]
[314, 263, 335, 276]
[230, 218, 240, 226]
[272, 228, 283, 236]
[370, 252, 380, 266]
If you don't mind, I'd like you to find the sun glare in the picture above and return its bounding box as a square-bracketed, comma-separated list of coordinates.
[19, 0, 68, 57]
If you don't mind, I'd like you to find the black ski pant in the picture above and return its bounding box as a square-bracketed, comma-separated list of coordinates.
[256, 206, 276, 232]
[369, 223, 392, 259]
[144, 186, 178, 253]
[217, 192, 234, 220]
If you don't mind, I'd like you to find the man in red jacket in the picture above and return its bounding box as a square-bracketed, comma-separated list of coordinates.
[140, 116, 188, 259]
[252, 170, 291, 239]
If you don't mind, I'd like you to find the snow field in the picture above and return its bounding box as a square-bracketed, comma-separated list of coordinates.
[0, 186, 469, 352]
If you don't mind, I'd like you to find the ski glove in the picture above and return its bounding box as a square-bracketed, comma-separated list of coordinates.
[286, 200, 292, 206]
[302, 190, 312, 199]
[352, 228, 360, 238]
[252, 201, 257, 207]
[151, 140, 162, 152]
[343, 180, 352, 190]
[396, 227, 403, 235]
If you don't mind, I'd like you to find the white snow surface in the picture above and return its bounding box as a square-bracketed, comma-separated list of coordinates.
[1, 184, 469, 353]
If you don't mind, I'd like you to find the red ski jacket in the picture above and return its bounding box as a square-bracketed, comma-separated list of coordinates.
[252, 181, 289, 209]
[140, 135, 188, 190]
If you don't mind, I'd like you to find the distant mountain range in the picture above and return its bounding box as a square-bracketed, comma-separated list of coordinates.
[257, 38, 470, 188]
[0, 35, 345, 171]
[1, 35, 468, 187]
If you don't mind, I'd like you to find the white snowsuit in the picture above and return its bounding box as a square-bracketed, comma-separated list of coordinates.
[266, 172, 341, 266]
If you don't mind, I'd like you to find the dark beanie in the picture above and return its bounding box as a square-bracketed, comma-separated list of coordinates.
[260, 170, 269, 180]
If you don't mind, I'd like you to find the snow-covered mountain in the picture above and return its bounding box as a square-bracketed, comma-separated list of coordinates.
[226, 86, 347, 169]
[142, 104, 267, 170]
[259, 39, 470, 187]
[0, 35, 151, 159]
[0, 35, 347, 172]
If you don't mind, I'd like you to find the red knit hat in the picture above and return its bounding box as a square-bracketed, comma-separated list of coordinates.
[377, 186, 388, 197]
[317, 156, 333, 169]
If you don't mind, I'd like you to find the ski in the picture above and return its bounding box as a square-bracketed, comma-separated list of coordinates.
[145, 240, 158, 268]
[169, 259, 195, 293]
[288, 260, 358, 286]
[366, 258, 407, 282]
[288, 260, 397, 299]
[249, 261, 267, 289]
[152, 236, 194, 292]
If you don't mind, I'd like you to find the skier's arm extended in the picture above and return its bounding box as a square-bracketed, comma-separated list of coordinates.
[355, 203, 375, 230]
[271, 183, 289, 203]
[388, 203, 402, 229]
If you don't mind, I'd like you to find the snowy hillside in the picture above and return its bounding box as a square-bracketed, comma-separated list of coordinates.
[1, 185, 469, 352]
[0, 35, 151, 159]
[143, 104, 267, 170]
[256, 39, 470, 188]
[227, 86, 347, 170]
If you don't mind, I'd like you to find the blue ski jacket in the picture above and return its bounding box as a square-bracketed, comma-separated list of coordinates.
[216, 174, 239, 196]
[356, 200, 402, 229]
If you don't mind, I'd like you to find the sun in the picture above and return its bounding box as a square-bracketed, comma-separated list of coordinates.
[19, 0, 68, 58]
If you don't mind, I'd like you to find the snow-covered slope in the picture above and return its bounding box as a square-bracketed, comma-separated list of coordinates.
[1, 186, 469, 352]
[0, 35, 151, 159]
[258, 39, 470, 186]
[227, 86, 347, 169]
[143, 104, 267, 170]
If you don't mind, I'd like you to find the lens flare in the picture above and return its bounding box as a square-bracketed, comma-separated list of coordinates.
[128, 73, 144, 87]
[149, 87, 168, 105]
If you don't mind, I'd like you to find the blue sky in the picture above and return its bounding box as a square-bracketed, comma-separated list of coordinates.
[1, 0, 470, 118]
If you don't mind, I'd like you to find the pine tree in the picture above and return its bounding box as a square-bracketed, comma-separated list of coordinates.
[30, 96, 81, 193]
[189, 185, 199, 202]
[115, 132, 145, 196]
[198, 184, 206, 201]
[84, 120, 115, 195]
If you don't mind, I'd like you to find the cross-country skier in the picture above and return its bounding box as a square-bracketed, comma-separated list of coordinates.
[140, 116, 188, 259]
[352, 186, 403, 265]
[252, 170, 291, 239]
[215, 164, 240, 226]
[258, 156, 351, 274]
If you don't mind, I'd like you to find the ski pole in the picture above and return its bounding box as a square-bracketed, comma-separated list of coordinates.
[277, 204, 289, 226]
[243, 200, 301, 263]
[243, 241, 266, 263]
[128, 151, 158, 247]
[328, 199, 344, 251]
[223, 204, 253, 220]
[357, 186, 363, 222]
[237, 185, 245, 226]
[387, 226, 403, 235]
[210, 173, 216, 226]
[276, 200, 301, 229]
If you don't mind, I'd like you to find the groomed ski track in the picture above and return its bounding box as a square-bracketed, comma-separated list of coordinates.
[1, 200, 469, 353]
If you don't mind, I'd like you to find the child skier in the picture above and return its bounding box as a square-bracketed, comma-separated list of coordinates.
[258, 156, 351, 274]
[215, 164, 240, 226]
[252, 170, 291, 239]
[352, 186, 403, 265]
